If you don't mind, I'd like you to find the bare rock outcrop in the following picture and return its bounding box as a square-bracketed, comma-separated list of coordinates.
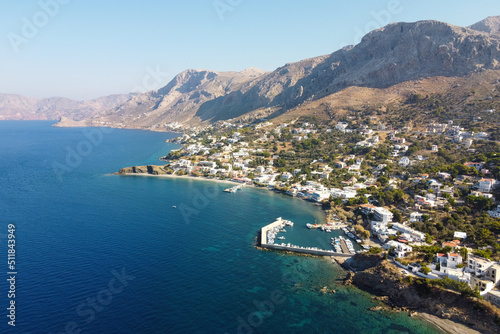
[118, 165, 167, 175]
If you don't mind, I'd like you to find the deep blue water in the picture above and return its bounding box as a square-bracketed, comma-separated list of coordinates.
[0, 121, 441, 333]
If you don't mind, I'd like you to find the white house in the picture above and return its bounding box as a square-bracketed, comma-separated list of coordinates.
[399, 157, 410, 167]
[311, 191, 331, 203]
[409, 212, 423, 222]
[384, 240, 412, 257]
[477, 179, 497, 193]
[372, 207, 393, 223]
[467, 255, 494, 276]
[391, 223, 426, 242]
[488, 205, 500, 218]
[336, 122, 348, 133]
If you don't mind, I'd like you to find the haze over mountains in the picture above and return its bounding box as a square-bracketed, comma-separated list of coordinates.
[2, 16, 500, 129]
[0, 93, 134, 121]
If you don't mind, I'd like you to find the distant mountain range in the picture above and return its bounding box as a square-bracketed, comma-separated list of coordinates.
[2, 16, 500, 129]
[0, 93, 134, 121]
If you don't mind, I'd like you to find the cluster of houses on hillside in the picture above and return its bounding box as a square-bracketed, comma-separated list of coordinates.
[430, 247, 500, 306]
[356, 200, 500, 306]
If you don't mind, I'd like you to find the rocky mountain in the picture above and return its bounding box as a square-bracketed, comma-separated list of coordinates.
[468, 15, 500, 35]
[0, 93, 134, 121]
[85, 17, 500, 128]
[6, 16, 500, 129]
[201, 19, 500, 123]
[78, 67, 267, 128]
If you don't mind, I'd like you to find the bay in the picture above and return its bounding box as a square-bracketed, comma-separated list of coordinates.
[0, 121, 441, 333]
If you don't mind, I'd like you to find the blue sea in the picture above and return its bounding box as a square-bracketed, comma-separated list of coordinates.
[0, 121, 441, 333]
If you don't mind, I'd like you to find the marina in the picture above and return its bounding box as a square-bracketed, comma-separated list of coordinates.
[260, 217, 362, 257]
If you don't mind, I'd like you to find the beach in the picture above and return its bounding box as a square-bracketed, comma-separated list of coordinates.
[417, 312, 482, 334]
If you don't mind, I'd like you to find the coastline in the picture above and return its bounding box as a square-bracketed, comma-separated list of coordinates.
[117, 171, 491, 334]
[117, 172, 238, 186]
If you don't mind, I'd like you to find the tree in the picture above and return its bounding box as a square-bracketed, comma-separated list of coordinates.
[459, 247, 468, 261]
[391, 209, 403, 223]
[420, 266, 431, 275]
[378, 176, 389, 186]
[473, 248, 492, 259]
[368, 247, 382, 254]
[354, 225, 370, 239]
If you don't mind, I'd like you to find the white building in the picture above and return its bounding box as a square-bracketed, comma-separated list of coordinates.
[399, 157, 410, 167]
[391, 223, 426, 242]
[467, 255, 494, 276]
[477, 179, 497, 193]
[488, 205, 500, 219]
[372, 207, 393, 223]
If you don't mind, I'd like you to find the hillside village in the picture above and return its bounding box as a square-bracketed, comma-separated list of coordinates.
[132, 98, 500, 306]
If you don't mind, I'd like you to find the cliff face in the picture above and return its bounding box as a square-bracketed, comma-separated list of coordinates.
[348, 254, 500, 334]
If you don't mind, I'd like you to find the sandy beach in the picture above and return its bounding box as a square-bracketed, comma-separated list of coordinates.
[118, 172, 240, 186]
[417, 312, 483, 334]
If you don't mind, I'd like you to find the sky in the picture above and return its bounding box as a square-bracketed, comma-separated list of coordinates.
[1, 0, 500, 101]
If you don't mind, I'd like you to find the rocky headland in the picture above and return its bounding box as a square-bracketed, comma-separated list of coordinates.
[341, 254, 500, 334]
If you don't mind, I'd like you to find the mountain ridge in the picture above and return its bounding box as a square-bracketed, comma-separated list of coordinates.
[3, 16, 500, 129]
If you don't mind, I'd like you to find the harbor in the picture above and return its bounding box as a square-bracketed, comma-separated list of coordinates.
[260, 217, 363, 257]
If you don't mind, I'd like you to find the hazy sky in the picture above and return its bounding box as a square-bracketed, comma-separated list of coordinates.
[1, 0, 500, 100]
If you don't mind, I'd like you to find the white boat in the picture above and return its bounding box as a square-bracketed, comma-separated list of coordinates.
[278, 236, 285, 240]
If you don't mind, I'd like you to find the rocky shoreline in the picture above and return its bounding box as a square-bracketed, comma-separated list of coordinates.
[337, 253, 500, 334]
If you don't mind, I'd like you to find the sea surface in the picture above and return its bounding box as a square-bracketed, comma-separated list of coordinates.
[0, 121, 442, 333]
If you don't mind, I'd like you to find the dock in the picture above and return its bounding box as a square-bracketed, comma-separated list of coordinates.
[223, 184, 245, 193]
[339, 240, 350, 254]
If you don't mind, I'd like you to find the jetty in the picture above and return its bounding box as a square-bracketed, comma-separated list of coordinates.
[260, 218, 352, 258]
[223, 184, 245, 193]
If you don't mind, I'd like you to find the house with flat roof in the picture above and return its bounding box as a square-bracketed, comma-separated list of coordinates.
[467, 255, 494, 276]
[486, 289, 500, 307]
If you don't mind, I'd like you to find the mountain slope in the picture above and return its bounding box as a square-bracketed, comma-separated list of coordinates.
[82, 68, 267, 129]
[195, 19, 500, 123]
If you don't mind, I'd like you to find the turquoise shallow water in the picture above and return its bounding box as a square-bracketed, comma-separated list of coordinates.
[0, 121, 441, 333]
